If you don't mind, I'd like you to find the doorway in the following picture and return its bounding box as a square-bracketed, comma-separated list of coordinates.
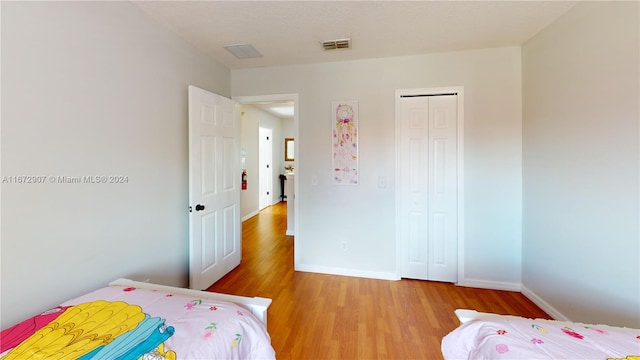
[235, 94, 300, 268]
[396, 87, 464, 284]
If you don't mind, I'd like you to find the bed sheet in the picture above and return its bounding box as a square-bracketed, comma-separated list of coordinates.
[1, 285, 275, 360]
[441, 314, 640, 359]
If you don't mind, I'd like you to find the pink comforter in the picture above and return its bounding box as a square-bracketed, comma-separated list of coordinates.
[442, 314, 639, 359]
[1, 285, 275, 360]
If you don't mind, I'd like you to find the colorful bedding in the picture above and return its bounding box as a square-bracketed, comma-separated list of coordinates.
[441, 313, 640, 359]
[0, 285, 276, 359]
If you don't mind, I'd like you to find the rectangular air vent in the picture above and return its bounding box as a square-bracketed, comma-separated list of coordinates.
[322, 38, 351, 51]
[223, 43, 263, 59]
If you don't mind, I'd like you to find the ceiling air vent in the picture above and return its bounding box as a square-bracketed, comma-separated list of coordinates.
[223, 43, 263, 59]
[322, 38, 351, 51]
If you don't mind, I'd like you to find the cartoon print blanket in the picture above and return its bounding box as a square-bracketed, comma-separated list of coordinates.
[1, 285, 275, 359]
[441, 314, 639, 359]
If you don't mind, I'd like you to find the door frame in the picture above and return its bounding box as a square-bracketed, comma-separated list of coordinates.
[233, 93, 300, 268]
[258, 126, 273, 210]
[394, 86, 465, 283]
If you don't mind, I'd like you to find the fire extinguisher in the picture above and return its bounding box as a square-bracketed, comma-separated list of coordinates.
[241, 170, 247, 190]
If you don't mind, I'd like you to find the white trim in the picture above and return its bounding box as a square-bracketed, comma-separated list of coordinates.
[285, 229, 295, 236]
[394, 86, 465, 283]
[521, 285, 569, 321]
[455, 89, 465, 285]
[242, 210, 259, 222]
[258, 126, 274, 210]
[233, 94, 300, 268]
[394, 92, 401, 280]
[457, 278, 522, 292]
[297, 264, 400, 281]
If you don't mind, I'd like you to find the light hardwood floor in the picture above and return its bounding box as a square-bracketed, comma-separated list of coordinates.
[207, 202, 550, 359]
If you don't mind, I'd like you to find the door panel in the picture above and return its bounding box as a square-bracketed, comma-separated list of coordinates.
[189, 85, 241, 290]
[202, 212, 217, 270]
[399, 97, 430, 279]
[427, 95, 457, 282]
[223, 205, 236, 258]
[201, 136, 216, 195]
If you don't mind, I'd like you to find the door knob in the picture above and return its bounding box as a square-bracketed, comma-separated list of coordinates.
[195, 204, 205, 211]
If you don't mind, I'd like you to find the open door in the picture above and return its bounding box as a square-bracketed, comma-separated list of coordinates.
[188, 85, 241, 290]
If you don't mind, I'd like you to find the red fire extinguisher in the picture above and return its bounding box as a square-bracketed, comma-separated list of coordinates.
[241, 170, 247, 190]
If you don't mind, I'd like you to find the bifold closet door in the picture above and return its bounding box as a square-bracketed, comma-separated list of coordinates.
[399, 94, 457, 282]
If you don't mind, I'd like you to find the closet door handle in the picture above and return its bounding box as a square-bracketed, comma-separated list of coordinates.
[195, 204, 205, 211]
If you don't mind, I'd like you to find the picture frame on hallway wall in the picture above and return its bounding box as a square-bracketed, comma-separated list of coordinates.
[332, 100, 359, 185]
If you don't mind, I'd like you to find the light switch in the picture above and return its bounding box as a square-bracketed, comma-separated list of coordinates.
[378, 176, 386, 188]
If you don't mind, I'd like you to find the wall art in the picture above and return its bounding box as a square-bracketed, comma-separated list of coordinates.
[332, 101, 359, 185]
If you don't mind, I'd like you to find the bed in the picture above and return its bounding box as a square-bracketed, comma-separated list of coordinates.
[0, 278, 275, 359]
[441, 309, 640, 359]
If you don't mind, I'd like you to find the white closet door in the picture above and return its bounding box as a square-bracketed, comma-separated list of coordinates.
[399, 94, 457, 282]
[399, 96, 430, 279]
[426, 95, 457, 282]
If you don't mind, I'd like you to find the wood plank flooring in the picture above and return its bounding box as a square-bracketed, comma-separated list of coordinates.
[207, 202, 551, 359]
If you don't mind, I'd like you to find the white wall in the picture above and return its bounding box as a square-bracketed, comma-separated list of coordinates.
[1, 2, 230, 328]
[232, 47, 523, 283]
[522, 1, 639, 328]
[240, 106, 260, 219]
[240, 105, 284, 219]
[282, 118, 295, 171]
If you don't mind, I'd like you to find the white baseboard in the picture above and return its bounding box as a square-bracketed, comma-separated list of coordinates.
[457, 278, 522, 292]
[285, 229, 295, 236]
[457, 279, 570, 321]
[296, 264, 400, 281]
[521, 285, 569, 321]
[242, 210, 259, 222]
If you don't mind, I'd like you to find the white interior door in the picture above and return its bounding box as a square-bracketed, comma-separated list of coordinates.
[398, 93, 458, 282]
[188, 85, 241, 290]
[259, 127, 273, 210]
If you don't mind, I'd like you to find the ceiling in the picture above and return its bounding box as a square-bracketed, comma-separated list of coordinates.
[250, 101, 295, 119]
[132, 1, 578, 70]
